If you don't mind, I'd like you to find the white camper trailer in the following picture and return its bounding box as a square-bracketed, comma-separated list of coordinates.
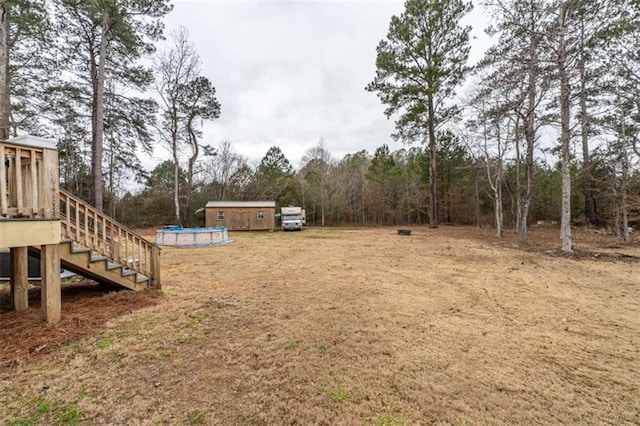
[281, 206, 305, 231]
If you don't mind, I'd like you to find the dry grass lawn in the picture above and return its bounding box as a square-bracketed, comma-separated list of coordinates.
[0, 226, 639, 425]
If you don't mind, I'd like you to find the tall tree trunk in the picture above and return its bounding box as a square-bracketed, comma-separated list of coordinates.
[496, 123, 504, 238]
[0, 5, 10, 140]
[487, 153, 503, 238]
[620, 93, 630, 242]
[498, 185, 504, 237]
[494, 182, 503, 238]
[170, 98, 180, 225]
[361, 174, 365, 225]
[427, 93, 438, 228]
[172, 144, 180, 225]
[621, 147, 629, 242]
[108, 136, 115, 218]
[184, 116, 199, 227]
[514, 120, 522, 233]
[578, 15, 596, 226]
[558, 3, 572, 252]
[474, 166, 480, 229]
[635, 101, 640, 158]
[92, 11, 109, 211]
[519, 21, 538, 243]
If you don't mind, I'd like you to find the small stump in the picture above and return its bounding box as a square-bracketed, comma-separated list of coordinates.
[397, 229, 412, 236]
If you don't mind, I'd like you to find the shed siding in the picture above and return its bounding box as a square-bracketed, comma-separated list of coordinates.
[205, 206, 275, 231]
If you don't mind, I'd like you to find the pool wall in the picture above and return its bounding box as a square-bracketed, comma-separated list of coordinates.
[156, 227, 233, 247]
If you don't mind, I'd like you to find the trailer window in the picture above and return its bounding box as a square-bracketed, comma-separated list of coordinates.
[257, 210, 264, 220]
[217, 211, 224, 220]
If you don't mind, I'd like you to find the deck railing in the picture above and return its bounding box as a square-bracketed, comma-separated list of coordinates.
[0, 140, 59, 219]
[2, 137, 160, 288]
[59, 189, 160, 286]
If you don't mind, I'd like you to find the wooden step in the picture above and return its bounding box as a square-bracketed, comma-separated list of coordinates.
[42, 231, 152, 291]
[32, 242, 145, 291]
[71, 246, 91, 255]
[107, 261, 121, 271]
[121, 269, 136, 277]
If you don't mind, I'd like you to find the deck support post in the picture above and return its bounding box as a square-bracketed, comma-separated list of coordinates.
[40, 243, 61, 325]
[10, 246, 29, 312]
[151, 247, 161, 290]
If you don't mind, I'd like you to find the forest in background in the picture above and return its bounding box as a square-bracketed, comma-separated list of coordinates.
[1, 1, 639, 247]
[118, 136, 592, 231]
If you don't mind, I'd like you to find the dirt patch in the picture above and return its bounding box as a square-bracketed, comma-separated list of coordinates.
[0, 279, 159, 369]
[0, 226, 638, 425]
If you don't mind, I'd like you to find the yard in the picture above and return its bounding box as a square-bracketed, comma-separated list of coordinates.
[1, 226, 638, 425]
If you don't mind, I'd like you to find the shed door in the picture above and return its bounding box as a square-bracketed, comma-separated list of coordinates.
[231, 211, 250, 230]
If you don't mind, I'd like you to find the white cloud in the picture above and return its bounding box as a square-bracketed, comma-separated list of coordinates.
[149, 0, 491, 171]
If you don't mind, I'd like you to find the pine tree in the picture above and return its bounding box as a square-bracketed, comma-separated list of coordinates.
[367, 144, 402, 224]
[367, 0, 473, 228]
[56, 0, 172, 211]
[255, 146, 296, 206]
[0, 0, 51, 139]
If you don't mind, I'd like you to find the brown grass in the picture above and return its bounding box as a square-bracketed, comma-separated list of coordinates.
[0, 280, 160, 369]
[0, 226, 638, 425]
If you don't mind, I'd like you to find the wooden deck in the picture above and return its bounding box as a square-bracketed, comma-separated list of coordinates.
[1, 136, 160, 325]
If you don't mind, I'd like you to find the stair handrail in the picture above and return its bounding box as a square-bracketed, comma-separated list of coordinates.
[59, 188, 161, 288]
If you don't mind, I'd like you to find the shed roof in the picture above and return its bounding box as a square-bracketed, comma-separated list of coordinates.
[205, 201, 276, 208]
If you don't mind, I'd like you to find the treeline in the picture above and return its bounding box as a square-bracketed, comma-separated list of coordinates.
[117, 134, 639, 233]
[364, 0, 640, 249]
[1, 1, 640, 247]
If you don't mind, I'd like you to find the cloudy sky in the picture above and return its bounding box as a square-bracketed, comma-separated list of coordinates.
[153, 0, 492, 170]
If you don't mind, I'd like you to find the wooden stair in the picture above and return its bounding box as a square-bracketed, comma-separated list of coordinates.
[28, 240, 151, 291]
[54, 189, 161, 290]
[1, 137, 160, 325]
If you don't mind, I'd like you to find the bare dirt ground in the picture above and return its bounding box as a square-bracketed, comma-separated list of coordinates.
[0, 226, 638, 425]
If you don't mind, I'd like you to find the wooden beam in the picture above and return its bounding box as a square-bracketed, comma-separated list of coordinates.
[10, 247, 29, 312]
[15, 148, 23, 215]
[0, 145, 7, 216]
[41, 149, 59, 218]
[5, 207, 33, 217]
[30, 149, 38, 215]
[64, 192, 71, 238]
[151, 247, 161, 290]
[83, 206, 89, 247]
[40, 243, 61, 325]
[0, 220, 60, 247]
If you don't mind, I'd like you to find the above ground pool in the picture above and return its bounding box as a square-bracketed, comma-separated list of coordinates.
[155, 226, 233, 247]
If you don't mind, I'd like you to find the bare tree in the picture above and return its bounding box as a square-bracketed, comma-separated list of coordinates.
[482, 0, 555, 242]
[200, 141, 247, 200]
[179, 77, 220, 226]
[301, 139, 334, 226]
[154, 28, 201, 224]
[465, 73, 515, 237]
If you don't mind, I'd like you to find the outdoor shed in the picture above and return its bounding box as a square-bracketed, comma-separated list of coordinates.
[205, 201, 276, 231]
